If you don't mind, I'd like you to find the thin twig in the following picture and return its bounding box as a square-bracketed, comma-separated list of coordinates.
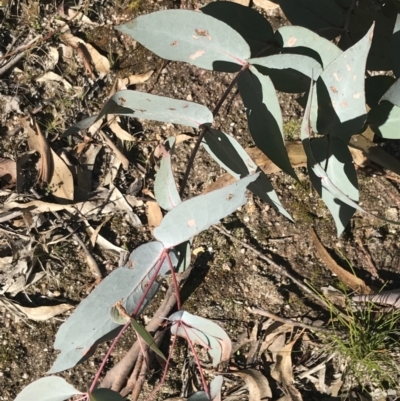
[248, 306, 332, 333]
[179, 65, 249, 197]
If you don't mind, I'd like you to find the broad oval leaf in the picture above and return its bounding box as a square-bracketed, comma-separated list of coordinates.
[310, 24, 374, 141]
[154, 137, 181, 211]
[154, 174, 259, 249]
[202, 128, 292, 221]
[201, 1, 274, 57]
[170, 310, 232, 367]
[276, 25, 342, 68]
[64, 90, 213, 136]
[238, 67, 297, 180]
[116, 10, 250, 71]
[279, 0, 345, 40]
[15, 377, 82, 401]
[90, 388, 127, 401]
[49, 242, 173, 373]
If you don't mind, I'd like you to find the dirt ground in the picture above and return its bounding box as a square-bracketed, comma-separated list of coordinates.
[1, 1, 400, 400]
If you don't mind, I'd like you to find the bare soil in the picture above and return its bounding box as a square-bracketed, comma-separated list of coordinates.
[1, 1, 400, 400]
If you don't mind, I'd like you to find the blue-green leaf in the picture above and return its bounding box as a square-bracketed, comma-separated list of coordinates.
[310, 24, 374, 141]
[154, 137, 181, 211]
[202, 128, 292, 221]
[15, 377, 82, 401]
[248, 54, 323, 81]
[380, 78, 400, 107]
[238, 67, 297, 179]
[90, 388, 127, 401]
[276, 25, 342, 68]
[154, 174, 259, 249]
[170, 310, 231, 367]
[368, 103, 400, 139]
[116, 10, 250, 72]
[308, 137, 358, 236]
[49, 242, 173, 373]
[64, 90, 213, 136]
[201, 1, 274, 57]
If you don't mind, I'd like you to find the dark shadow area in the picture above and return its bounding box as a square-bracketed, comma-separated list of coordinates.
[237, 68, 296, 178]
[201, 1, 276, 58]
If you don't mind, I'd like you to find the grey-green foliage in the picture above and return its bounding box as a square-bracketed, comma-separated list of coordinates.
[114, 1, 400, 235]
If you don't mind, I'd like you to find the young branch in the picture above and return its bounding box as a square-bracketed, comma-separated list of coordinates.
[179, 64, 249, 197]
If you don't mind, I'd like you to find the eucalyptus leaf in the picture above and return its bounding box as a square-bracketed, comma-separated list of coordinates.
[380, 78, 400, 108]
[90, 388, 127, 401]
[154, 174, 259, 249]
[310, 24, 374, 141]
[116, 10, 250, 71]
[170, 310, 232, 367]
[15, 377, 81, 401]
[202, 128, 292, 220]
[276, 25, 342, 68]
[201, 1, 274, 57]
[49, 242, 173, 373]
[238, 66, 297, 179]
[64, 90, 213, 137]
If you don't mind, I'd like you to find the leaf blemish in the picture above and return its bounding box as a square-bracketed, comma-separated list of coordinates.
[353, 92, 361, 99]
[189, 50, 205, 60]
[333, 72, 341, 82]
[168, 108, 176, 111]
[171, 40, 178, 46]
[119, 97, 126, 105]
[287, 37, 297, 47]
[195, 29, 211, 40]
[187, 219, 196, 227]
[346, 64, 351, 71]
[340, 100, 348, 108]
[330, 86, 338, 93]
[226, 194, 233, 201]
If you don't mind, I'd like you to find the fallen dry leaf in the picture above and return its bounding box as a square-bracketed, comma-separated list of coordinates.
[60, 31, 110, 77]
[15, 303, 74, 321]
[23, 118, 52, 183]
[0, 157, 17, 185]
[107, 115, 136, 141]
[37, 71, 72, 90]
[350, 128, 400, 176]
[270, 334, 303, 401]
[146, 200, 163, 231]
[310, 227, 372, 294]
[234, 369, 272, 401]
[253, 0, 280, 11]
[99, 130, 130, 170]
[228, 0, 250, 6]
[124, 70, 154, 86]
[49, 148, 74, 201]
